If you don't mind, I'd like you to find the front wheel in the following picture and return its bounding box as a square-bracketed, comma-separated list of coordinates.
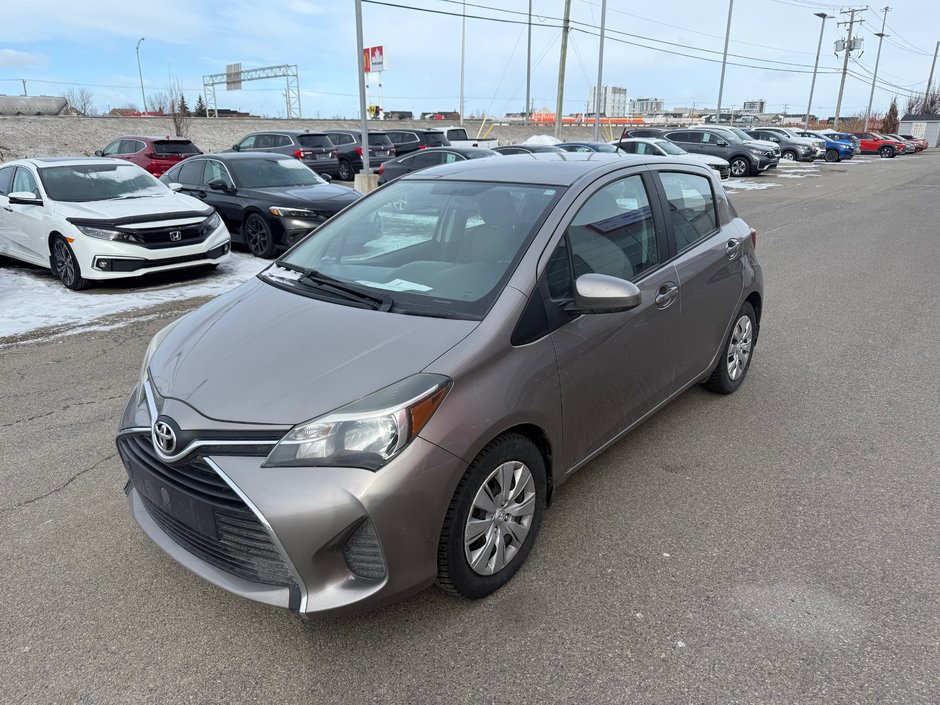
[879, 146, 896, 158]
[437, 434, 546, 599]
[729, 157, 750, 178]
[781, 150, 797, 161]
[51, 236, 90, 290]
[704, 302, 756, 395]
[824, 149, 840, 162]
[243, 213, 275, 258]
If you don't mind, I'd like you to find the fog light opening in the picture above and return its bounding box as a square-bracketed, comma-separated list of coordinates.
[342, 520, 386, 580]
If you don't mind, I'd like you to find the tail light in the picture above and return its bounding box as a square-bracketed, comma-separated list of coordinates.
[378, 163, 385, 175]
[355, 147, 363, 156]
[293, 149, 303, 159]
[749, 227, 757, 250]
[418, 145, 427, 150]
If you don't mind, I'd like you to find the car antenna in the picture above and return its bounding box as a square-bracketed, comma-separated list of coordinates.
[618, 124, 629, 144]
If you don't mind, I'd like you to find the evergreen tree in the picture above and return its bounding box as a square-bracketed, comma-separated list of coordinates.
[178, 94, 190, 116]
[194, 94, 207, 117]
[880, 98, 899, 134]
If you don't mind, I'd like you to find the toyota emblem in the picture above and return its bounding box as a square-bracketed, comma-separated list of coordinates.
[153, 420, 177, 454]
[169, 231, 182, 242]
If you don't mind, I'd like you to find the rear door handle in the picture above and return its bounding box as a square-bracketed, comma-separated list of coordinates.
[655, 282, 679, 308]
[2, 206, 11, 212]
[726, 238, 741, 259]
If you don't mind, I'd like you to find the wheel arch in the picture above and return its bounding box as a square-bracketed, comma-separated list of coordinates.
[494, 423, 555, 505]
[745, 291, 762, 345]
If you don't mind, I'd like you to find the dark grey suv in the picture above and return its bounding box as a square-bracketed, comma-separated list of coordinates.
[324, 130, 397, 181]
[119, 153, 763, 616]
[229, 130, 340, 178]
[665, 129, 779, 177]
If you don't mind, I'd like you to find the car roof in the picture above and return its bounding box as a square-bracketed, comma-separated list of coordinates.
[325, 129, 388, 135]
[245, 130, 328, 136]
[187, 152, 293, 161]
[398, 152, 705, 186]
[556, 141, 611, 147]
[21, 156, 140, 168]
[112, 135, 191, 141]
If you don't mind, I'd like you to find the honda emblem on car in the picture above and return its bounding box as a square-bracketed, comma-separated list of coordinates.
[153, 420, 177, 454]
[169, 231, 182, 241]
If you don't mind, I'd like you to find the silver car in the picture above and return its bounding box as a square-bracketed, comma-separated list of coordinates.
[118, 153, 763, 615]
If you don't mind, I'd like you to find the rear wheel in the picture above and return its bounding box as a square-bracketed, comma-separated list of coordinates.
[51, 236, 90, 291]
[244, 213, 275, 258]
[705, 302, 756, 395]
[729, 157, 750, 177]
[437, 434, 546, 599]
[338, 159, 353, 181]
[879, 146, 896, 158]
[781, 150, 797, 161]
[824, 148, 840, 162]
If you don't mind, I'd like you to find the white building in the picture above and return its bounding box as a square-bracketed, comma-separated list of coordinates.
[629, 97, 665, 115]
[588, 85, 628, 117]
[743, 99, 766, 114]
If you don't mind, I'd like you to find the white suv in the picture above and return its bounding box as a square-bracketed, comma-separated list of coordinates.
[0, 157, 230, 290]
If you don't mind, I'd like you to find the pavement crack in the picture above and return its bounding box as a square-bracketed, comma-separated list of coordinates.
[0, 452, 118, 515]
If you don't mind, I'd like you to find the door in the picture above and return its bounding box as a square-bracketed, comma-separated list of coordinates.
[0, 164, 18, 259]
[545, 171, 681, 468]
[669, 131, 703, 154]
[198, 160, 242, 235]
[654, 169, 746, 383]
[4, 166, 48, 263]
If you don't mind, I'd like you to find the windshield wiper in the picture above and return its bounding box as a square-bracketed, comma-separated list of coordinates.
[276, 262, 392, 311]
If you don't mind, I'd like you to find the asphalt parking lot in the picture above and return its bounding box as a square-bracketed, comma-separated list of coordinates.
[1, 153, 938, 704]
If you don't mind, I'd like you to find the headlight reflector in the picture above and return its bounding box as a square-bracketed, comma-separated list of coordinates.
[268, 206, 321, 218]
[77, 225, 138, 242]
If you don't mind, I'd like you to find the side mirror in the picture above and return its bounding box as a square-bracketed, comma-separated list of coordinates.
[231, 144, 240, 151]
[94, 150, 104, 156]
[167, 182, 183, 192]
[321, 173, 333, 183]
[571, 273, 641, 313]
[8, 191, 43, 207]
[207, 179, 231, 192]
[716, 140, 728, 147]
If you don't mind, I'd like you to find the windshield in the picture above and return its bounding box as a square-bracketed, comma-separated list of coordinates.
[153, 140, 199, 155]
[725, 127, 754, 141]
[652, 140, 686, 155]
[38, 164, 167, 202]
[228, 157, 325, 188]
[269, 180, 563, 318]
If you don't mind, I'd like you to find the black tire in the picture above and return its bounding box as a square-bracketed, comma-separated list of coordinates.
[729, 157, 750, 178]
[243, 213, 275, 258]
[437, 433, 547, 599]
[338, 159, 353, 181]
[704, 301, 757, 395]
[781, 150, 797, 161]
[51, 235, 91, 290]
[824, 148, 840, 162]
[879, 146, 896, 158]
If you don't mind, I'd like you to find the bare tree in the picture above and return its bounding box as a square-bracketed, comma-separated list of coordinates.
[146, 90, 171, 114]
[64, 87, 96, 116]
[164, 76, 193, 137]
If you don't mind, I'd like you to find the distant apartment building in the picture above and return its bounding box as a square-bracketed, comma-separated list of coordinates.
[743, 99, 766, 114]
[588, 85, 628, 117]
[629, 97, 665, 115]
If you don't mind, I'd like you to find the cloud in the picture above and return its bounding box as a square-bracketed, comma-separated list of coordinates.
[0, 48, 47, 68]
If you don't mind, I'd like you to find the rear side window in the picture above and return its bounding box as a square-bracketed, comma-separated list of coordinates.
[154, 141, 199, 155]
[423, 132, 447, 147]
[368, 134, 393, 146]
[328, 133, 354, 145]
[411, 151, 445, 168]
[0, 166, 13, 195]
[297, 134, 334, 148]
[119, 140, 145, 153]
[658, 172, 718, 251]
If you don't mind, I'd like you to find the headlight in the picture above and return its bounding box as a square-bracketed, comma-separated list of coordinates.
[264, 374, 452, 470]
[204, 212, 222, 231]
[138, 318, 183, 395]
[76, 225, 138, 242]
[268, 206, 321, 218]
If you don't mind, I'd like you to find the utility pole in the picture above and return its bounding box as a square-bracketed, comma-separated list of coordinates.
[864, 7, 890, 131]
[553, 0, 572, 139]
[135, 37, 146, 112]
[592, 0, 608, 142]
[525, 0, 532, 125]
[354, 0, 371, 176]
[927, 41, 940, 92]
[20, 79, 27, 96]
[459, 0, 466, 126]
[805, 13, 831, 130]
[716, 0, 734, 125]
[833, 8, 863, 131]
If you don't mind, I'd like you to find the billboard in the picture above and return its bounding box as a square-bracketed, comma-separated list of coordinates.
[363, 46, 385, 73]
[226, 63, 242, 90]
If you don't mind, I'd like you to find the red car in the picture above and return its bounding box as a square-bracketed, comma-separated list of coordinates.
[96, 135, 201, 176]
[850, 132, 906, 158]
[895, 134, 928, 151]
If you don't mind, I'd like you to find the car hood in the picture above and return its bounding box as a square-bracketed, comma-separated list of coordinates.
[243, 184, 362, 213]
[53, 192, 210, 221]
[148, 277, 478, 425]
[682, 153, 729, 167]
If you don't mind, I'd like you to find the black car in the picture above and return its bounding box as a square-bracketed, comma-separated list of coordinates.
[376, 147, 500, 184]
[385, 129, 450, 155]
[663, 129, 778, 177]
[228, 130, 340, 178]
[556, 142, 622, 153]
[493, 144, 566, 155]
[323, 130, 397, 181]
[160, 152, 362, 258]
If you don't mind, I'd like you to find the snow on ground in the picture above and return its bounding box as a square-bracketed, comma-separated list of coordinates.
[723, 180, 779, 193]
[0, 252, 266, 339]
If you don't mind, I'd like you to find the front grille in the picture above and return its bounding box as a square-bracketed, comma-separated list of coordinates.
[105, 243, 228, 272]
[130, 221, 211, 250]
[119, 433, 291, 587]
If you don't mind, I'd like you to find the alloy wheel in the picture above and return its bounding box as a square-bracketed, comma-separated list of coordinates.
[464, 460, 536, 576]
[730, 159, 749, 177]
[781, 151, 796, 161]
[54, 240, 76, 287]
[338, 160, 352, 181]
[726, 314, 753, 381]
[245, 215, 271, 257]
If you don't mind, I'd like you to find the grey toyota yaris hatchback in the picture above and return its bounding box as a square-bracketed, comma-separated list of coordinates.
[118, 153, 763, 615]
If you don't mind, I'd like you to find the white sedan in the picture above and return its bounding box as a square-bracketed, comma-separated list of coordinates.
[612, 138, 731, 180]
[0, 157, 230, 290]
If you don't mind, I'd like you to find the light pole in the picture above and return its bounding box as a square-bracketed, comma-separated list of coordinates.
[135, 37, 146, 113]
[355, 0, 371, 176]
[863, 9, 889, 132]
[459, 0, 466, 126]
[592, 0, 607, 142]
[716, 0, 734, 125]
[804, 13, 830, 130]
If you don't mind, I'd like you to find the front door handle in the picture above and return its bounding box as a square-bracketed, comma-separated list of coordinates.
[726, 238, 741, 259]
[2, 206, 11, 212]
[655, 282, 679, 308]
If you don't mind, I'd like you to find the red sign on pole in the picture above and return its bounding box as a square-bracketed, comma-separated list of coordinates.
[363, 45, 385, 73]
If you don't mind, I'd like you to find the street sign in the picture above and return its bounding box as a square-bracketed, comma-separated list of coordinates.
[363, 45, 385, 73]
[225, 63, 242, 90]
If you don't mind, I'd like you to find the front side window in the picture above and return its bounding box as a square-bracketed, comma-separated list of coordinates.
[176, 159, 204, 185]
[101, 141, 122, 156]
[237, 135, 257, 150]
[658, 171, 718, 251]
[0, 165, 14, 195]
[202, 160, 234, 188]
[12, 168, 40, 196]
[270, 180, 563, 318]
[550, 175, 661, 300]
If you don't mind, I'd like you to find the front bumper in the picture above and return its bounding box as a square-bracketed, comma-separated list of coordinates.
[118, 382, 465, 615]
[73, 223, 231, 280]
[756, 155, 779, 171]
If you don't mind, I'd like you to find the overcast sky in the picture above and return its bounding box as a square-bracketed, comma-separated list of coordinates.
[1, 0, 937, 118]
